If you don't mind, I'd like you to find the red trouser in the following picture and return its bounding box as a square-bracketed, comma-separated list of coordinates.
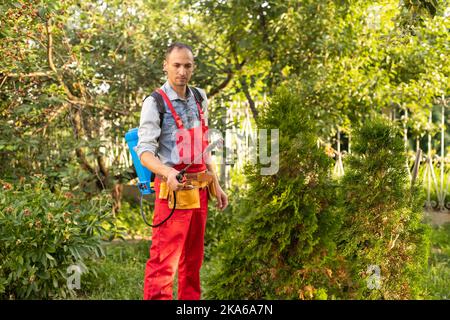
[143, 177, 208, 300]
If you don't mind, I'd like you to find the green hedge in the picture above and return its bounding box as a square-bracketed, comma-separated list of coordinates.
[204, 87, 342, 299]
[338, 116, 431, 299]
[203, 89, 432, 300]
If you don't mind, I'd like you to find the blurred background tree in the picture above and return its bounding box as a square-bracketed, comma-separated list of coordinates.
[1, 0, 448, 199]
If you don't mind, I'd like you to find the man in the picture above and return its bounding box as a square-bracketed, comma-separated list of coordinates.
[135, 42, 228, 300]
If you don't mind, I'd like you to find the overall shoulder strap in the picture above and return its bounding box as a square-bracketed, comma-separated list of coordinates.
[189, 87, 207, 127]
[158, 89, 184, 129]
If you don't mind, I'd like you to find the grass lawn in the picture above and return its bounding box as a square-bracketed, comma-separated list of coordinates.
[77, 240, 149, 300]
[423, 223, 450, 300]
[77, 239, 194, 299]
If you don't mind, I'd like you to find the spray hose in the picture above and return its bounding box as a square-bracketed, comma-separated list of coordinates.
[140, 170, 185, 228]
[140, 191, 177, 228]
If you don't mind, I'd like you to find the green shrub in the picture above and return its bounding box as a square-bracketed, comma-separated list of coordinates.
[204, 87, 343, 299]
[112, 200, 151, 240]
[204, 186, 236, 263]
[0, 175, 112, 299]
[338, 116, 431, 299]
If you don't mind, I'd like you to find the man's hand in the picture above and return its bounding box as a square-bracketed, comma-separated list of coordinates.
[166, 168, 185, 191]
[215, 184, 228, 211]
[140, 153, 185, 191]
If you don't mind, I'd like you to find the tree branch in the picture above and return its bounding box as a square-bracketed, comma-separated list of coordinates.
[66, 99, 129, 115]
[45, 18, 79, 102]
[97, 154, 109, 179]
[70, 107, 96, 176]
[46, 18, 57, 73]
[34, 103, 70, 136]
[207, 59, 246, 98]
[207, 70, 234, 98]
[239, 76, 259, 122]
[3, 71, 53, 79]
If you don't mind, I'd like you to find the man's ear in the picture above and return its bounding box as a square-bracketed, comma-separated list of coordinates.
[163, 60, 167, 72]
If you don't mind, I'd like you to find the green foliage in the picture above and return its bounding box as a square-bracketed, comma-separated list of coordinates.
[204, 97, 437, 300]
[1, 0, 448, 186]
[1, 0, 449, 300]
[204, 188, 236, 262]
[204, 87, 343, 299]
[111, 200, 151, 240]
[338, 116, 431, 299]
[0, 0, 204, 193]
[0, 176, 112, 299]
[423, 223, 450, 299]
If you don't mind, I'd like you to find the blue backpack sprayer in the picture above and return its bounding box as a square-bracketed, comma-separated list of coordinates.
[124, 128, 173, 228]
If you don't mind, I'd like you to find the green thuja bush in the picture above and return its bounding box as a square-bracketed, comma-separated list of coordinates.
[0, 175, 112, 299]
[338, 116, 431, 299]
[204, 87, 344, 299]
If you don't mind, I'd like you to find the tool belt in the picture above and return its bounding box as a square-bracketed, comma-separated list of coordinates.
[157, 171, 217, 209]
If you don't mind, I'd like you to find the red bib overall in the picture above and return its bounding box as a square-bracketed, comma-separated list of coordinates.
[143, 88, 209, 300]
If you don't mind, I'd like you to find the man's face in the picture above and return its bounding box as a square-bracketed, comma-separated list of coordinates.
[163, 48, 194, 88]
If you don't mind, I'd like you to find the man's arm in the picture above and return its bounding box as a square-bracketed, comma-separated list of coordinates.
[135, 96, 183, 191]
[206, 155, 228, 211]
[198, 88, 228, 210]
[206, 157, 220, 188]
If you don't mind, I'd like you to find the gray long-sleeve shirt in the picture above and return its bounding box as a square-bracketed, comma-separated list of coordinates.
[134, 81, 208, 167]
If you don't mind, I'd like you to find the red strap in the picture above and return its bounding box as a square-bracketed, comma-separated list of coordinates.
[158, 89, 184, 129]
[195, 100, 206, 127]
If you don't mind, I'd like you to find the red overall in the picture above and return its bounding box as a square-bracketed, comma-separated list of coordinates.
[143, 88, 209, 300]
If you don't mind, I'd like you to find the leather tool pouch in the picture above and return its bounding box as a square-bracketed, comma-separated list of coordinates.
[158, 181, 170, 200]
[168, 188, 200, 209]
